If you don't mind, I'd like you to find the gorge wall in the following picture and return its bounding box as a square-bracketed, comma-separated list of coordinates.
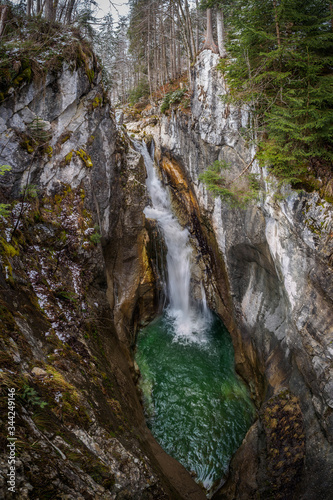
[0, 53, 206, 499]
[1, 41, 333, 500]
[129, 50, 333, 499]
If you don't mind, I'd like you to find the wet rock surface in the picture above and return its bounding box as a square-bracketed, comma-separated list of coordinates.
[133, 50, 333, 499]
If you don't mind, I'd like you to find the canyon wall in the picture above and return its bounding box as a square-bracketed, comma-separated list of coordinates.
[134, 50, 333, 499]
[0, 55, 205, 499]
[1, 41, 332, 499]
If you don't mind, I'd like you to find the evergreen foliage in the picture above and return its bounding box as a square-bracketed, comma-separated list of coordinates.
[129, 79, 150, 105]
[160, 87, 188, 113]
[219, 0, 333, 186]
[199, 160, 260, 208]
[89, 225, 101, 245]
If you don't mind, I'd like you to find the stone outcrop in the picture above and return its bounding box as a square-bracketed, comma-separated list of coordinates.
[0, 55, 205, 499]
[131, 50, 333, 499]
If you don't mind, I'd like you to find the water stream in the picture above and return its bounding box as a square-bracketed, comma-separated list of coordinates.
[134, 142, 255, 494]
[137, 140, 210, 341]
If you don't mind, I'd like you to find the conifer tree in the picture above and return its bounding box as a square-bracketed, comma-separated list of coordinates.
[221, 0, 333, 184]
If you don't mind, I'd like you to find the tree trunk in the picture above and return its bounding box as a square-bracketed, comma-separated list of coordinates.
[177, 37, 181, 77]
[170, 4, 176, 80]
[65, 0, 75, 23]
[153, 17, 158, 90]
[58, 0, 67, 22]
[272, 0, 281, 48]
[216, 9, 227, 57]
[175, 0, 194, 62]
[45, 0, 53, 21]
[160, 9, 168, 83]
[184, 0, 196, 59]
[52, 0, 58, 21]
[195, 0, 199, 53]
[203, 9, 218, 53]
[330, 2, 333, 31]
[0, 5, 8, 37]
[147, 3, 152, 98]
[27, 0, 32, 17]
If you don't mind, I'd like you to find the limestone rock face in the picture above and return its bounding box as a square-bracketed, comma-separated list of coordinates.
[1, 63, 115, 233]
[0, 58, 205, 500]
[142, 50, 333, 499]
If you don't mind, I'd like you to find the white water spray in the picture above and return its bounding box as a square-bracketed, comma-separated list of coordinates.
[134, 141, 211, 342]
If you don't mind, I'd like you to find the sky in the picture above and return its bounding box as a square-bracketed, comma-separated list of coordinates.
[96, 0, 129, 20]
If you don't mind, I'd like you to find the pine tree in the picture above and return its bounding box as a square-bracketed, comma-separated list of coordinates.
[220, 0, 333, 185]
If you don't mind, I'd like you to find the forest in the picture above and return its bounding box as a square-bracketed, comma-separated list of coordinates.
[0, 0, 333, 186]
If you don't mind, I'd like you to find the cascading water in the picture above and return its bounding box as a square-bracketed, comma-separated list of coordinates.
[135, 140, 210, 341]
[134, 141, 255, 495]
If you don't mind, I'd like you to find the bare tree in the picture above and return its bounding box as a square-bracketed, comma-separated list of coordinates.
[27, 0, 32, 17]
[203, 8, 218, 52]
[0, 5, 9, 36]
[216, 8, 226, 56]
[65, 0, 77, 23]
[45, 0, 54, 21]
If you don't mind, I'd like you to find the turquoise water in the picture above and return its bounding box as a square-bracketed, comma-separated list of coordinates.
[136, 311, 256, 492]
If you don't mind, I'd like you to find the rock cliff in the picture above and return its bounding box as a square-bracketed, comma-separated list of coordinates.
[1, 39, 332, 499]
[130, 50, 333, 499]
[0, 52, 205, 499]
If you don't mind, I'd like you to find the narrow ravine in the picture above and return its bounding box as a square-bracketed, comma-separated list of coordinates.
[134, 142, 255, 495]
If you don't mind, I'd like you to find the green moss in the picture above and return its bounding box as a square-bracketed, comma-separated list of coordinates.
[75, 149, 93, 168]
[0, 304, 18, 335]
[60, 134, 72, 144]
[64, 151, 73, 164]
[45, 145, 53, 158]
[43, 366, 91, 427]
[324, 195, 333, 204]
[20, 139, 35, 154]
[86, 69, 94, 83]
[0, 238, 19, 257]
[12, 67, 32, 87]
[92, 95, 102, 108]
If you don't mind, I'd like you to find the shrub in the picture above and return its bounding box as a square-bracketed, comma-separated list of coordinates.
[160, 87, 187, 114]
[199, 159, 260, 209]
[129, 79, 150, 105]
[90, 225, 101, 245]
[20, 183, 39, 199]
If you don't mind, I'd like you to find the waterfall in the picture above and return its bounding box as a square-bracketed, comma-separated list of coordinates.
[134, 142, 255, 496]
[134, 141, 211, 342]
